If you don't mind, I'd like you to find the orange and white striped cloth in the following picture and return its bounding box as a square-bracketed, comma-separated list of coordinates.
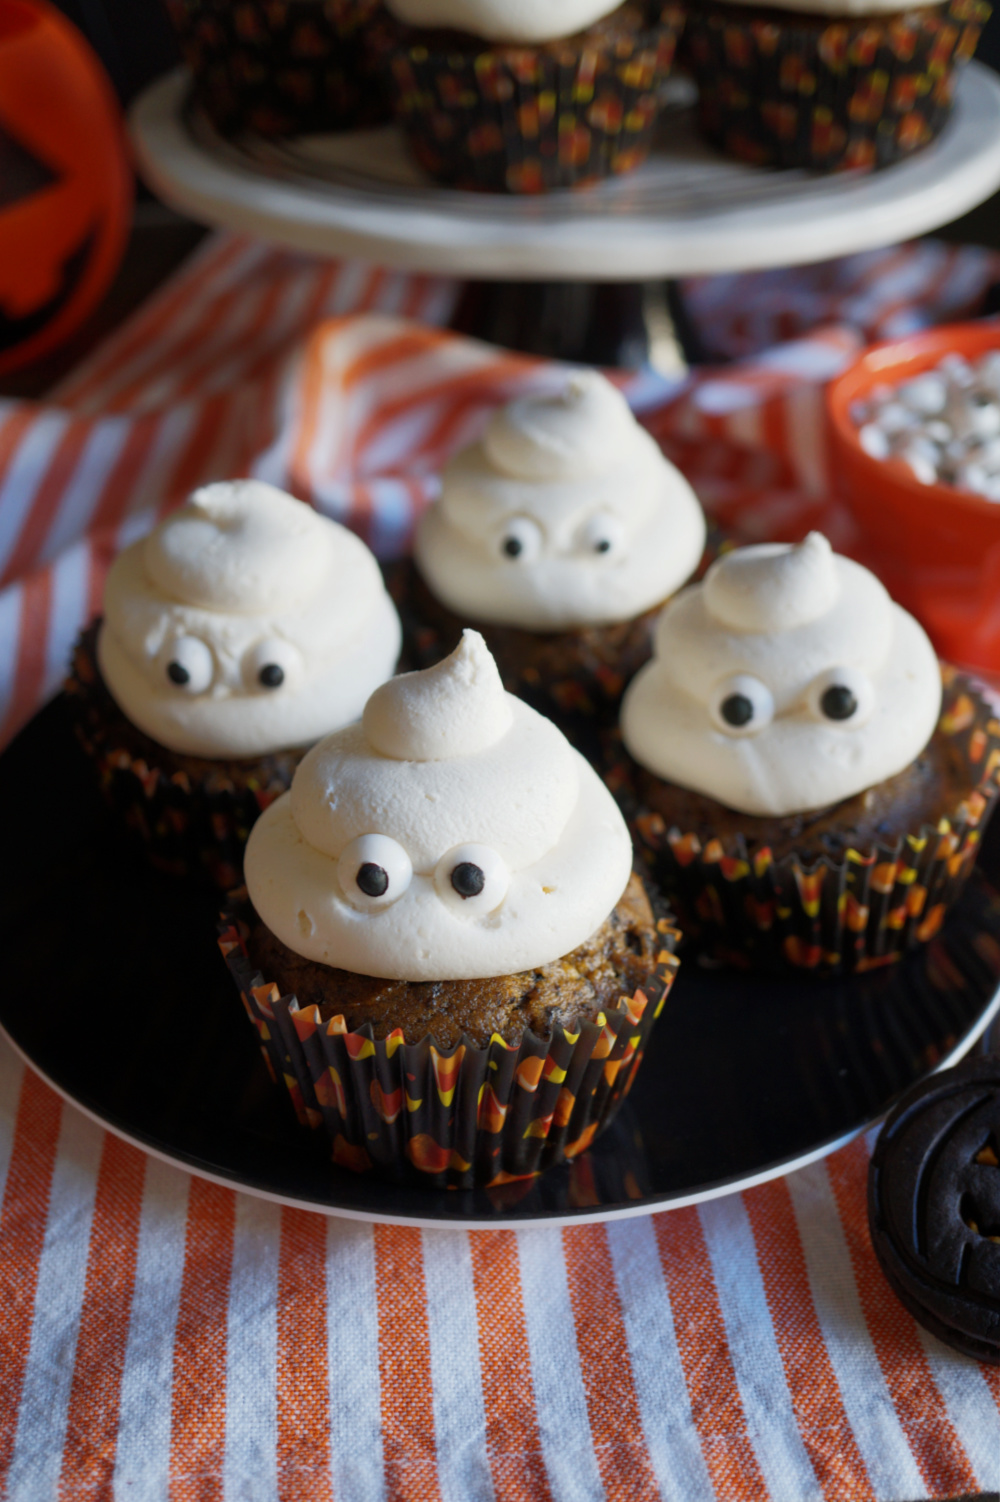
[1, 1046, 997, 1500]
[1, 231, 999, 1500]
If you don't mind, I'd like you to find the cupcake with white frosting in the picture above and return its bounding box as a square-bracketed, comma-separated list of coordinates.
[377, 0, 685, 191]
[684, 0, 988, 172]
[617, 533, 1000, 970]
[407, 370, 706, 743]
[222, 631, 679, 1187]
[166, 0, 392, 138]
[70, 480, 402, 887]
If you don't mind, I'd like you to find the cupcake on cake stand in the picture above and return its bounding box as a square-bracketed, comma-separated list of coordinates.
[129, 60, 1000, 366]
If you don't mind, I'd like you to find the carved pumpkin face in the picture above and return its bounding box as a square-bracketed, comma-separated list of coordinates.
[0, 0, 131, 376]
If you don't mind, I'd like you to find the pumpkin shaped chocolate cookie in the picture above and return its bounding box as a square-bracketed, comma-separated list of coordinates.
[868, 1053, 1000, 1364]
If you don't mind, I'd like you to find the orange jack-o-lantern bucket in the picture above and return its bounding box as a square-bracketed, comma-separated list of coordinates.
[0, 0, 132, 376]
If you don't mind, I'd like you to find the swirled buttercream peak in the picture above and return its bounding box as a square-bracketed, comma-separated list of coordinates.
[144, 480, 332, 614]
[704, 532, 840, 632]
[483, 372, 636, 482]
[363, 631, 513, 760]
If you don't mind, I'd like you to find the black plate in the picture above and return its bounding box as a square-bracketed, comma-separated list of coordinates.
[4, 695, 1000, 1227]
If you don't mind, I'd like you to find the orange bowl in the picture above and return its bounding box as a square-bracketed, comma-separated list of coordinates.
[827, 320, 1000, 675]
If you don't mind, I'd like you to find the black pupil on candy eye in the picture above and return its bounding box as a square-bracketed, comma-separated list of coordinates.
[167, 661, 190, 686]
[451, 862, 485, 899]
[721, 693, 754, 727]
[821, 685, 858, 721]
[357, 863, 389, 898]
[502, 537, 522, 558]
[259, 663, 284, 689]
[594, 538, 611, 554]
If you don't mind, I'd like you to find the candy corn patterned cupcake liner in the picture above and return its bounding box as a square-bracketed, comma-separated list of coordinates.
[617, 670, 1000, 973]
[684, 0, 989, 172]
[381, 2, 685, 192]
[219, 894, 680, 1189]
[166, 0, 392, 136]
[67, 628, 299, 890]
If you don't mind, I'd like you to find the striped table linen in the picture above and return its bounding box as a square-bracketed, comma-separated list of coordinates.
[681, 240, 1000, 361]
[0, 230, 999, 1501]
[1, 1039, 997, 1501]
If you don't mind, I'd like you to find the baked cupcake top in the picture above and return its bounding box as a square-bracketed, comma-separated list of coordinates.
[98, 480, 401, 759]
[414, 371, 706, 632]
[244, 631, 634, 980]
[384, 0, 621, 43]
[620, 532, 942, 817]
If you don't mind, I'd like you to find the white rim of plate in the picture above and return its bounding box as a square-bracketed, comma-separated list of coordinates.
[2, 982, 997, 1229]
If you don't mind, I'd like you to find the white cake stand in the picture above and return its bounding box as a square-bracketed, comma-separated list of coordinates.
[131, 63, 1000, 281]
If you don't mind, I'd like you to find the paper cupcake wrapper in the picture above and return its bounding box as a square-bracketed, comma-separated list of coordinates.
[166, 0, 392, 136]
[67, 629, 298, 890]
[219, 894, 680, 1189]
[615, 670, 1000, 974]
[381, 2, 685, 192]
[683, 0, 989, 172]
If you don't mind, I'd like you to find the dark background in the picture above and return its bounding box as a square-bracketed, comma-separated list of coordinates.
[50, 0, 180, 105]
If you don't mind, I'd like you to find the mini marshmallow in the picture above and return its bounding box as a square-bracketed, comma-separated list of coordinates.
[860, 423, 892, 459]
[898, 373, 948, 416]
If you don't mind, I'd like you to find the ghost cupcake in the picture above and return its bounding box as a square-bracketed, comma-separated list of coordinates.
[618, 533, 1000, 972]
[683, 0, 988, 174]
[221, 631, 679, 1187]
[377, 0, 685, 192]
[166, 0, 393, 138]
[406, 370, 707, 747]
[69, 480, 402, 887]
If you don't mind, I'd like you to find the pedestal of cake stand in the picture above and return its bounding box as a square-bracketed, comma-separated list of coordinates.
[449, 279, 705, 370]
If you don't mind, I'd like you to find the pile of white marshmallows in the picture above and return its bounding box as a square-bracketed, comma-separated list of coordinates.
[851, 350, 1000, 501]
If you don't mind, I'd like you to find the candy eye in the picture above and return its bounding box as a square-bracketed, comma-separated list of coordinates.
[578, 510, 625, 557]
[434, 843, 509, 916]
[710, 674, 774, 737]
[807, 666, 874, 727]
[337, 834, 412, 911]
[160, 635, 214, 694]
[243, 637, 303, 693]
[498, 516, 543, 563]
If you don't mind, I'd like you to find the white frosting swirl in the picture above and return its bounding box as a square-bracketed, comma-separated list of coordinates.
[385, 0, 620, 42]
[245, 632, 634, 981]
[414, 372, 706, 631]
[98, 481, 402, 760]
[363, 636, 513, 760]
[620, 533, 942, 818]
